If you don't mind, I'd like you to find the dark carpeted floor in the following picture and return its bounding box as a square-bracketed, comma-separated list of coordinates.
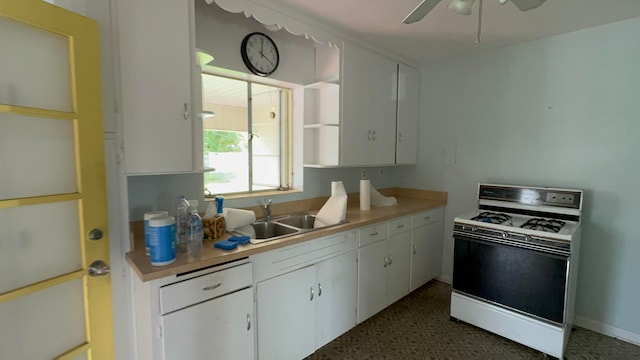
[306, 281, 640, 360]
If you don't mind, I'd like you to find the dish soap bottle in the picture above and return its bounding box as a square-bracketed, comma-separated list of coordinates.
[187, 200, 203, 258]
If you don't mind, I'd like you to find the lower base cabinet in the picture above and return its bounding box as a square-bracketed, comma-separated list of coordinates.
[254, 232, 357, 360]
[357, 229, 411, 323]
[410, 208, 444, 291]
[162, 287, 254, 360]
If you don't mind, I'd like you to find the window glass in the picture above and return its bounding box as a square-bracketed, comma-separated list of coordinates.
[202, 74, 290, 196]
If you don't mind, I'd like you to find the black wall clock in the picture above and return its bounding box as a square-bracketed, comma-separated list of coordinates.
[240, 32, 280, 77]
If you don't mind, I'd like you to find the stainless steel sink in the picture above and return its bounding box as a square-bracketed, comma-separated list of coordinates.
[276, 214, 316, 229]
[251, 221, 299, 240]
[245, 213, 346, 244]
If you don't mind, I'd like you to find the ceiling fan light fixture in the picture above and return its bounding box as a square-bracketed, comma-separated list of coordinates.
[448, 0, 475, 15]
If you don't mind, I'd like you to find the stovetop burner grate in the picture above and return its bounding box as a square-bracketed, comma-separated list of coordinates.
[471, 211, 512, 225]
[520, 218, 566, 233]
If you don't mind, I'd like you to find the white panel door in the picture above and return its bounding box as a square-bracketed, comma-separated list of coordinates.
[386, 232, 411, 305]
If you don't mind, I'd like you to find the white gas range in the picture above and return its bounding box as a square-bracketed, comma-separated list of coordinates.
[450, 183, 583, 359]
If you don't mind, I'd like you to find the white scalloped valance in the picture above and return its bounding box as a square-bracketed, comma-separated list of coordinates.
[204, 0, 341, 48]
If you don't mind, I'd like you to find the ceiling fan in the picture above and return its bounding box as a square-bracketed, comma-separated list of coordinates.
[402, 0, 547, 24]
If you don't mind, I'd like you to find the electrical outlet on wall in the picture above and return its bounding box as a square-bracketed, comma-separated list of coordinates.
[361, 169, 368, 179]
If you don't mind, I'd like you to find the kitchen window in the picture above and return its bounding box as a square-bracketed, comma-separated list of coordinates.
[202, 74, 291, 197]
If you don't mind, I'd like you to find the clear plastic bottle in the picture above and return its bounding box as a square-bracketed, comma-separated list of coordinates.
[187, 200, 203, 258]
[175, 195, 190, 254]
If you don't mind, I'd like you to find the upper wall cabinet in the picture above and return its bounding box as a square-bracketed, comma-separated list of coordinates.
[396, 63, 419, 165]
[341, 42, 398, 167]
[117, 0, 196, 175]
[304, 42, 419, 167]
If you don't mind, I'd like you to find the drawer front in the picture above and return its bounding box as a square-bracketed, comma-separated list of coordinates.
[358, 222, 388, 247]
[388, 216, 411, 236]
[251, 231, 355, 283]
[159, 262, 252, 314]
[412, 208, 443, 229]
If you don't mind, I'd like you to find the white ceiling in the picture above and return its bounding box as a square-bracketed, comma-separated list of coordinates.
[265, 0, 640, 65]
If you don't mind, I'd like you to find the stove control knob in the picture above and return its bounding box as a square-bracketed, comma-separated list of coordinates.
[524, 234, 532, 242]
[471, 226, 477, 232]
[501, 232, 508, 239]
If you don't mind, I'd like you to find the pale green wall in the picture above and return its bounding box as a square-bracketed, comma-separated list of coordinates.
[397, 17, 640, 339]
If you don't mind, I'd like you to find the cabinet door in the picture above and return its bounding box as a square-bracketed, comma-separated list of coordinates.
[410, 225, 431, 291]
[411, 211, 444, 291]
[386, 232, 411, 305]
[315, 250, 357, 349]
[341, 42, 397, 166]
[357, 240, 388, 323]
[161, 287, 254, 360]
[117, 0, 194, 174]
[257, 266, 316, 360]
[396, 63, 419, 164]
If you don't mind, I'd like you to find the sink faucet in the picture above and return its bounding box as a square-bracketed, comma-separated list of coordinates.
[263, 199, 273, 221]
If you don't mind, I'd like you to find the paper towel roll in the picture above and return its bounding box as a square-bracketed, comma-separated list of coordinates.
[331, 181, 346, 196]
[314, 181, 347, 228]
[360, 179, 370, 211]
[224, 208, 256, 231]
[370, 185, 398, 207]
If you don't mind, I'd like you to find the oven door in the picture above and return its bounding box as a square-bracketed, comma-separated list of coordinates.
[452, 233, 569, 324]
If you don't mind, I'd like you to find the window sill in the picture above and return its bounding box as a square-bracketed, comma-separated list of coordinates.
[204, 188, 302, 201]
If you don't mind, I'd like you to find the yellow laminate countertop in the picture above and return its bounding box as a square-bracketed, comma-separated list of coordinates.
[126, 188, 447, 282]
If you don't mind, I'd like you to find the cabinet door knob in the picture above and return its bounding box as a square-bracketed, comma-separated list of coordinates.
[367, 130, 372, 140]
[388, 255, 393, 266]
[318, 283, 322, 297]
[384, 257, 388, 268]
[413, 245, 417, 254]
[310, 287, 314, 301]
[372, 130, 376, 140]
[247, 314, 251, 331]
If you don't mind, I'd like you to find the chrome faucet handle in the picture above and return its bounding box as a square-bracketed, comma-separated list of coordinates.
[263, 199, 273, 220]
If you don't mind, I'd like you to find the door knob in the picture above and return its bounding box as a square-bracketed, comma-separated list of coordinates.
[88, 228, 103, 240]
[88, 260, 111, 277]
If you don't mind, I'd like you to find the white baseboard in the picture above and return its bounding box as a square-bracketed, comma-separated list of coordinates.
[574, 315, 640, 347]
[436, 274, 452, 284]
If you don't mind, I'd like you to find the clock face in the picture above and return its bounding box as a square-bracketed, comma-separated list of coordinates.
[241, 32, 279, 76]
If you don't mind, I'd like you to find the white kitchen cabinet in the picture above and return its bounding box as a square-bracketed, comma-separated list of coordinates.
[117, 0, 196, 174]
[131, 260, 254, 360]
[315, 250, 358, 349]
[396, 63, 419, 164]
[410, 208, 445, 291]
[357, 219, 411, 323]
[257, 265, 316, 360]
[253, 231, 357, 359]
[162, 287, 254, 360]
[341, 42, 398, 166]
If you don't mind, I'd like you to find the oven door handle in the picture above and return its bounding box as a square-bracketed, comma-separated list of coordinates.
[453, 231, 570, 258]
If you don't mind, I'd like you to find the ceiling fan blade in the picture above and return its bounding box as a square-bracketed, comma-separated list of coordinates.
[402, 0, 443, 24]
[509, 0, 546, 11]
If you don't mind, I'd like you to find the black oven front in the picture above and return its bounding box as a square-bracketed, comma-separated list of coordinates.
[452, 231, 570, 324]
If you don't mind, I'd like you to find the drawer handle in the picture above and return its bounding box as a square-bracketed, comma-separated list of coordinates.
[202, 283, 222, 291]
[370, 232, 379, 237]
[247, 314, 251, 331]
[424, 216, 431, 220]
[318, 283, 322, 297]
[396, 224, 404, 229]
[310, 287, 314, 301]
